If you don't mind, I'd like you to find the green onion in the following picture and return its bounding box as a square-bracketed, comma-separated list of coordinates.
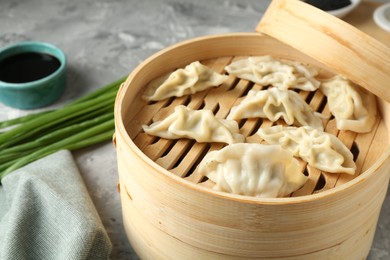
[0, 111, 54, 129]
[0, 76, 126, 182]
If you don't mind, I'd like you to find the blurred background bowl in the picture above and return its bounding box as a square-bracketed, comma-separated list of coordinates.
[374, 2, 390, 32]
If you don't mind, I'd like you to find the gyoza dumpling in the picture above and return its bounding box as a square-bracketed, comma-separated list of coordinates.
[142, 105, 245, 144]
[198, 143, 307, 198]
[258, 125, 356, 175]
[142, 61, 228, 101]
[224, 56, 320, 91]
[320, 76, 377, 133]
[227, 88, 324, 130]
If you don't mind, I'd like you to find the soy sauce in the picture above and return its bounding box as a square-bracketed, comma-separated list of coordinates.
[0, 52, 61, 83]
[304, 0, 351, 11]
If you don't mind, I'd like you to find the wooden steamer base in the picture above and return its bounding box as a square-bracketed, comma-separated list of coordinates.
[114, 1, 390, 259]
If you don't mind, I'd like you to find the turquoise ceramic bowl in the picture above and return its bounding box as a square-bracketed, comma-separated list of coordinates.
[0, 41, 67, 109]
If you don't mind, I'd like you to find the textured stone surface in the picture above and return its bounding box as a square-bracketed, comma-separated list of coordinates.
[0, 0, 388, 259]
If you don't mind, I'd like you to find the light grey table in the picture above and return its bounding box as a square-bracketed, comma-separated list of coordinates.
[0, 0, 388, 259]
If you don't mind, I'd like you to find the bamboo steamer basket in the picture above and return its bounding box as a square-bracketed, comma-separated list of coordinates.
[114, 0, 390, 259]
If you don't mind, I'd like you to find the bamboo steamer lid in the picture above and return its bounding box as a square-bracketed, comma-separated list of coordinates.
[257, 0, 390, 102]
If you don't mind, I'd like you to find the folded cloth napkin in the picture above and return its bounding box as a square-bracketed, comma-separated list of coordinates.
[0, 150, 112, 260]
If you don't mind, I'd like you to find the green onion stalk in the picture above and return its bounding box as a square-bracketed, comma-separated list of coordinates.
[0, 76, 126, 182]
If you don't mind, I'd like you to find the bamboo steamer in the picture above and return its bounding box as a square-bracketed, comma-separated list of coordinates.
[114, 1, 390, 259]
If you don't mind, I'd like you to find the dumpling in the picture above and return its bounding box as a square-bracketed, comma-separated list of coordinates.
[224, 56, 320, 91]
[257, 125, 356, 175]
[142, 61, 228, 101]
[197, 143, 307, 198]
[142, 105, 245, 144]
[227, 88, 324, 130]
[320, 76, 377, 133]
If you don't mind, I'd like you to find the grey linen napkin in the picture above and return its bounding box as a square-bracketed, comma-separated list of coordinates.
[0, 150, 112, 260]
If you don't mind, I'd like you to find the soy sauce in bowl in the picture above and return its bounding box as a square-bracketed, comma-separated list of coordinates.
[304, 0, 351, 11]
[303, 0, 361, 19]
[0, 41, 67, 109]
[0, 52, 61, 83]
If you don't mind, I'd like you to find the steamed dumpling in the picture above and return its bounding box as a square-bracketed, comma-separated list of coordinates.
[258, 125, 356, 175]
[227, 88, 324, 130]
[142, 105, 245, 144]
[224, 56, 320, 91]
[198, 143, 307, 198]
[320, 76, 377, 133]
[142, 61, 228, 101]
